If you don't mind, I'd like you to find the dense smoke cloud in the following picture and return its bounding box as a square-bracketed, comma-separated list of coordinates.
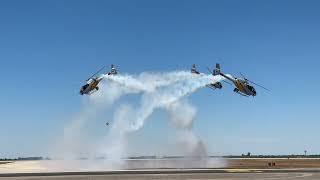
[53, 71, 225, 169]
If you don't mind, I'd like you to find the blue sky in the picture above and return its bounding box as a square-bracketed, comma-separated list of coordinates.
[1, 0, 320, 158]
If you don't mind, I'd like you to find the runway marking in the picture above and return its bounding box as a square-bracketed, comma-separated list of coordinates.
[225, 169, 263, 173]
[263, 173, 313, 179]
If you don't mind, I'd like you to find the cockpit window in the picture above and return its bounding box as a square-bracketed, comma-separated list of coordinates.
[82, 84, 89, 90]
[87, 78, 94, 84]
[248, 85, 256, 93]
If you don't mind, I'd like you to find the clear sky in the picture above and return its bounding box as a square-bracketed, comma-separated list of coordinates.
[1, 0, 320, 158]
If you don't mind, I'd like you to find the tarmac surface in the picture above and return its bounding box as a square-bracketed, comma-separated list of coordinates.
[2, 159, 320, 179]
[1, 169, 320, 180]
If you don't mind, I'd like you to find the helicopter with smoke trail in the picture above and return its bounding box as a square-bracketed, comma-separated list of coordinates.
[209, 63, 269, 97]
[80, 64, 118, 95]
[80, 63, 267, 97]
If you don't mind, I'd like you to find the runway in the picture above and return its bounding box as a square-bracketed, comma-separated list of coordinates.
[1, 169, 320, 180]
[2, 159, 320, 179]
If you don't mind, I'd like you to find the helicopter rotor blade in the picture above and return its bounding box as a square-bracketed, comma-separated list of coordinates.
[87, 66, 106, 80]
[206, 84, 216, 91]
[248, 80, 270, 91]
[222, 80, 232, 85]
[240, 72, 270, 91]
[206, 67, 213, 74]
[239, 72, 248, 81]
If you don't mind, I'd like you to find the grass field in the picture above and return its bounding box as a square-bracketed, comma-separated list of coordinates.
[227, 158, 320, 169]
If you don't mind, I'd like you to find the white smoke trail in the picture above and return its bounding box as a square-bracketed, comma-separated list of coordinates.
[50, 107, 96, 160]
[53, 70, 226, 170]
[107, 73, 224, 132]
[88, 80, 140, 105]
[50, 81, 142, 160]
[166, 99, 208, 167]
[97, 72, 225, 165]
[104, 71, 212, 93]
[167, 99, 196, 130]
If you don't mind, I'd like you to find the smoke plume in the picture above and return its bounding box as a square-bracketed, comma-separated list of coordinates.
[104, 72, 223, 132]
[53, 70, 225, 169]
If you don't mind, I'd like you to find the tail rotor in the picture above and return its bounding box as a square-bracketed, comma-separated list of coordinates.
[213, 63, 221, 75]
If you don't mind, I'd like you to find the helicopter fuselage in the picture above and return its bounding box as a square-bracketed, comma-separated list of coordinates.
[220, 73, 256, 96]
[80, 77, 102, 95]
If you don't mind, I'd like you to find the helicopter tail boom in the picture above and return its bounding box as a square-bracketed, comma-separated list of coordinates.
[213, 63, 221, 75]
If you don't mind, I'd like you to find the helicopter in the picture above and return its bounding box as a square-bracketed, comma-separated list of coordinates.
[191, 64, 222, 90]
[211, 63, 269, 97]
[80, 64, 117, 95]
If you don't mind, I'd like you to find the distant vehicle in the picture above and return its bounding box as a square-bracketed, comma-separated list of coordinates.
[212, 63, 269, 96]
[191, 64, 222, 90]
[80, 64, 117, 95]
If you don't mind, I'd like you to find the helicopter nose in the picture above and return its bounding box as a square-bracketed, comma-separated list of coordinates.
[80, 90, 83, 95]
